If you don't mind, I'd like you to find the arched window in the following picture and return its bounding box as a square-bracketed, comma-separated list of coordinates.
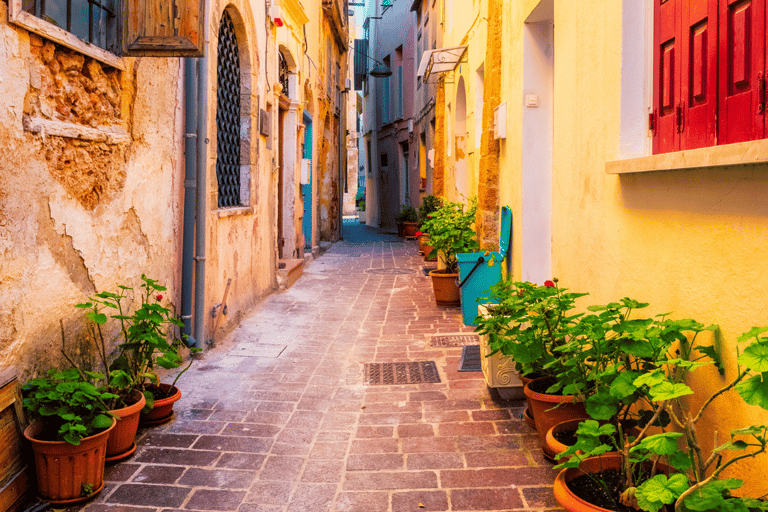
[279, 52, 290, 95]
[215, 11, 242, 208]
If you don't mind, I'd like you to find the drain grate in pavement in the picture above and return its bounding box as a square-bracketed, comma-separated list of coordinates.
[428, 333, 480, 347]
[363, 361, 441, 385]
[458, 345, 482, 372]
[365, 268, 418, 275]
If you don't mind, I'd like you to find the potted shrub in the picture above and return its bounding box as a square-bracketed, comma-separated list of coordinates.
[395, 205, 419, 238]
[22, 368, 117, 505]
[474, 278, 589, 440]
[416, 195, 441, 261]
[420, 197, 480, 307]
[553, 315, 768, 512]
[79, 275, 197, 430]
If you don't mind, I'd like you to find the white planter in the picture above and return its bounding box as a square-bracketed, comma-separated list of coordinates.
[478, 305, 524, 400]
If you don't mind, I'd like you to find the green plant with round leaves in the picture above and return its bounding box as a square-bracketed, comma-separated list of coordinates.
[419, 197, 480, 274]
[395, 205, 418, 224]
[474, 278, 588, 385]
[22, 368, 116, 445]
[556, 319, 768, 512]
[77, 274, 197, 410]
[356, 195, 365, 210]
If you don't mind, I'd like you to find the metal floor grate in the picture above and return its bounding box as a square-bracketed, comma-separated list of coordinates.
[428, 333, 480, 347]
[363, 361, 441, 385]
[458, 345, 482, 372]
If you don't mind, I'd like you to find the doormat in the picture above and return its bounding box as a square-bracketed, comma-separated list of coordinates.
[363, 361, 441, 385]
[458, 345, 482, 372]
[428, 333, 480, 347]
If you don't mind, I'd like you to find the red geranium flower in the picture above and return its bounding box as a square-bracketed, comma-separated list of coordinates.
[544, 280, 555, 288]
[156, 294, 163, 300]
[415, 231, 423, 237]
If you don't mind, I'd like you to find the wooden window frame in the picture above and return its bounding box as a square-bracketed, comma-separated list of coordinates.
[8, 0, 124, 69]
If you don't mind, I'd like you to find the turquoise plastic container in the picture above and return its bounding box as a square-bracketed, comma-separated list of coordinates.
[457, 206, 512, 326]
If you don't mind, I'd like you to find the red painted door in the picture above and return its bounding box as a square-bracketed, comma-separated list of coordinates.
[682, 0, 719, 149]
[719, 0, 766, 145]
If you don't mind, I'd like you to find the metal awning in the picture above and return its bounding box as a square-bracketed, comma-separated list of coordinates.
[417, 46, 467, 82]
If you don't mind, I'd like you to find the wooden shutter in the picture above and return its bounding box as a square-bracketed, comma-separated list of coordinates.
[681, 0, 719, 149]
[122, 0, 205, 57]
[654, 0, 682, 153]
[718, 0, 766, 144]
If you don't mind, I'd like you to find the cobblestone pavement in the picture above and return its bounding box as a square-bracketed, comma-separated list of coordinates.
[78, 220, 561, 512]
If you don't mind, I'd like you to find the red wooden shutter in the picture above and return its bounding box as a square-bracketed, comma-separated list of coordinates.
[681, 0, 719, 149]
[718, 0, 766, 144]
[654, 0, 682, 153]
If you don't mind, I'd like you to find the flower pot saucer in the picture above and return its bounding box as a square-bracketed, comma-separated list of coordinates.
[140, 411, 174, 427]
[105, 442, 137, 464]
[38, 482, 105, 506]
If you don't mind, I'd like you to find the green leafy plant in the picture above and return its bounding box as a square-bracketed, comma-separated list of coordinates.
[418, 194, 442, 226]
[22, 368, 116, 445]
[395, 205, 418, 224]
[419, 197, 480, 273]
[356, 195, 366, 210]
[556, 314, 768, 512]
[474, 278, 588, 385]
[77, 274, 196, 409]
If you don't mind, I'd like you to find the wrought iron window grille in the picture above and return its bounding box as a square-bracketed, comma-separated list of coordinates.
[215, 11, 242, 208]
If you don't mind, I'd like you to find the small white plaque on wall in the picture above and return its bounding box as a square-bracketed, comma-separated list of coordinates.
[494, 102, 507, 139]
[301, 159, 311, 185]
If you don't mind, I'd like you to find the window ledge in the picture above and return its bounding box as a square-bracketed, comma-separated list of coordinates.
[213, 206, 254, 218]
[606, 139, 768, 174]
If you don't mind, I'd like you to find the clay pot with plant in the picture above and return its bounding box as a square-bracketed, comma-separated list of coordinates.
[395, 205, 419, 238]
[554, 310, 768, 512]
[474, 278, 590, 440]
[419, 197, 481, 307]
[78, 275, 198, 432]
[22, 368, 117, 505]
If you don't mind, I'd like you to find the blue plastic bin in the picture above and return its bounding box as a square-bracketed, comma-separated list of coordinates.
[457, 206, 512, 326]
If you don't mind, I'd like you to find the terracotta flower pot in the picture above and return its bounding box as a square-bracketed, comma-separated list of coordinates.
[429, 269, 460, 306]
[545, 418, 585, 459]
[524, 378, 587, 459]
[553, 452, 671, 512]
[518, 373, 537, 429]
[421, 237, 437, 261]
[24, 418, 115, 505]
[403, 221, 419, 238]
[106, 389, 146, 463]
[140, 383, 181, 427]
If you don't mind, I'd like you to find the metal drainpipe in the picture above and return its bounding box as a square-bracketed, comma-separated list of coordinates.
[194, 47, 209, 348]
[181, 58, 198, 347]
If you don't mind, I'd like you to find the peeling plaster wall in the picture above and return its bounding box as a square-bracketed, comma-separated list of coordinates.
[0, 2, 184, 377]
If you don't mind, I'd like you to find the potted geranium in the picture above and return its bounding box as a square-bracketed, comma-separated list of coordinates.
[395, 205, 419, 238]
[420, 197, 480, 306]
[356, 195, 366, 224]
[22, 368, 117, 504]
[417, 195, 441, 261]
[553, 314, 768, 512]
[79, 275, 197, 432]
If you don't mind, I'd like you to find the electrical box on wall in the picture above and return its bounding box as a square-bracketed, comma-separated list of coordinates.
[494, 102, 507, 139]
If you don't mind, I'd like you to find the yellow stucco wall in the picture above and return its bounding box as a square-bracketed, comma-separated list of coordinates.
[493, 0, 768, 493]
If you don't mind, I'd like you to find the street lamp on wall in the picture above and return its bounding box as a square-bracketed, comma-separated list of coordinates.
[352, 43, 392, 78]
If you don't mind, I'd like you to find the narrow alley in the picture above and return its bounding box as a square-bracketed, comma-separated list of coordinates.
[86, 221, 559, 512]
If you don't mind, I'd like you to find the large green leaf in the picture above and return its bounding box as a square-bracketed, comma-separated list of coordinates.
[636, 474, 689, 512]
[681, 479, 744, 512]
[585, 392, 618, 420]
[649, 381, 693, 401]
[739, 344, 768, 372]
[736, 373, 768, 409]
[610, 371, 640, 399]
[632, 432, 683, 456]
[738, 327, 768, 343]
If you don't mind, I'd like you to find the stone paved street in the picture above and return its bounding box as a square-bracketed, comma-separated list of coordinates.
[79, 220, 561, 512]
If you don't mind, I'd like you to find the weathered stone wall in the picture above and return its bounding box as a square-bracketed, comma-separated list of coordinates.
[0, 2, 184, 378]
